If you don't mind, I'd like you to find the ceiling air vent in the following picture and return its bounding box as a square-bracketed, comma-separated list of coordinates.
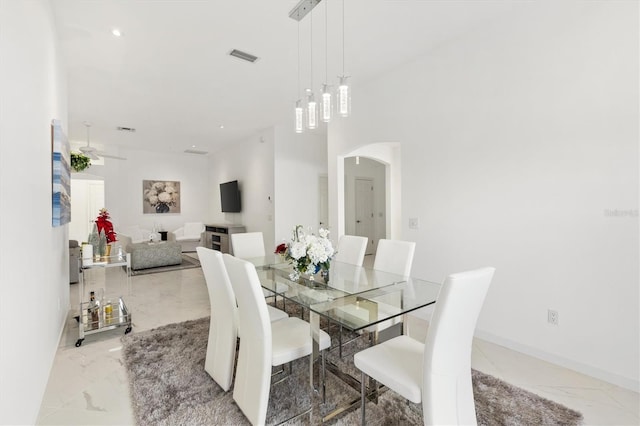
[117, 126, 136, 132]
[229, 49, 259, 63]
[184, 149, 208, 155]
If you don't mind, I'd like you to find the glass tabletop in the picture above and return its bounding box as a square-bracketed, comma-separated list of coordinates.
[308, 277, 441, 331]
[268, 260, 409, 293]
[243, 254, 288, 270]
[258, 259, 440, 331]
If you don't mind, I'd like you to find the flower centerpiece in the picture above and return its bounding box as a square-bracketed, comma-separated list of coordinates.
[95, 208, 117, 243]
[275, 225, 335, 281]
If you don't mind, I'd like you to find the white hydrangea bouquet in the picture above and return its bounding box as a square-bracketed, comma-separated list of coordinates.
[274, 225, 335, 281]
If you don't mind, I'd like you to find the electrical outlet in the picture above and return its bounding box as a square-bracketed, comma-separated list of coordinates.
[409, 217, 419, 230]
[547, 309, 559, 325]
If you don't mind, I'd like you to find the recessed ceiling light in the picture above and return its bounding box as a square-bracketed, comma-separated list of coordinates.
[192, 145, 196, 148]
[219, 125, 224, 129]
[112, 28, 122, 37]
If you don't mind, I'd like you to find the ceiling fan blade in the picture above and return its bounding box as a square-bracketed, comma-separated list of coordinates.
[86, 152, 100, 160]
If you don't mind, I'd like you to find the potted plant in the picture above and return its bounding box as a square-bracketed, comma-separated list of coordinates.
[71, 152, 91, 172]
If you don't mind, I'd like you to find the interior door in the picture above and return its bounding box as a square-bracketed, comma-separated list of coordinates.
[70, 179, 104, 242]
[355, 178, 375, 255]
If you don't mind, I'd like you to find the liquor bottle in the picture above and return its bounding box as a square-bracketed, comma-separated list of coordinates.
[88, 291, 99, 330]
[104, 300, 113, 325]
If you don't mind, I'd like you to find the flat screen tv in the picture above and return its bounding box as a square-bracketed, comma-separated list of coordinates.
[220, 180, 241, 212]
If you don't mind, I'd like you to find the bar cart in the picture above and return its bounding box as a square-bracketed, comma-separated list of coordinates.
[76, 252, 132, 347]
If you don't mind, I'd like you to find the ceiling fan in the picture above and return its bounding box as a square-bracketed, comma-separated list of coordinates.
[79, 122, 127, 160]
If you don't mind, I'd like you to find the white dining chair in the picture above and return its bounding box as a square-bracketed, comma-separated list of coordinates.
[334, 235, 368, 266]
[196, 247, 288, 391]
[231, 231, 289, 304]
[223, 254, 332, 426]
[331, 235, 368, 356]
[196, 247, 238, 391]
[365, 239, 416, 336]
[230, 232, 267, 259]
[354, 267, 495, 426]
[373, 238, 416, 276]
[374, 238, 428, 342]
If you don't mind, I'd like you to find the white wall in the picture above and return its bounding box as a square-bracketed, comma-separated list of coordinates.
[208, 129, 276, 250]
[207, 125, 327, 252]
[274, 125, 328, 245]
[0, 1, 69, 423]
[104, 148, 210, 234]
[328, 1, 639, 390]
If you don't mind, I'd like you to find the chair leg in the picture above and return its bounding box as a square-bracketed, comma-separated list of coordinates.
[361, 371, 367, 426]
[322, 350, 326, 403]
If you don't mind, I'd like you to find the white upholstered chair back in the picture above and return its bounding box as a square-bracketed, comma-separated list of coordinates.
[353, 267, 495, 425]
[334, 235, 368, 266]
[196, 247, 238, 392]
[231, 232, 266, 259]
[373, 239, 416, 276]
[223, 254, 272, 426]
[422, 267, 495, 425]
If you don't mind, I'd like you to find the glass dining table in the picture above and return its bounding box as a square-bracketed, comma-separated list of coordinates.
[247, 255, 441, 420]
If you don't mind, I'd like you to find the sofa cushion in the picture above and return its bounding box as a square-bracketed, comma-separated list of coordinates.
[119, 226, 147, 244]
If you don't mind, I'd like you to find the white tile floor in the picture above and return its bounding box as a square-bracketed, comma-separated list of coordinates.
[37, 261, 639, 425]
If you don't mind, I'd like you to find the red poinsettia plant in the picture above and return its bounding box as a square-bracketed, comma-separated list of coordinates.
[95, 208, 117, 243]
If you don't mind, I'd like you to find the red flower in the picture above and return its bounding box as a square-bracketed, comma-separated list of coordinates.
[96, 208, 117, 243]
[274, 243, 287, 255]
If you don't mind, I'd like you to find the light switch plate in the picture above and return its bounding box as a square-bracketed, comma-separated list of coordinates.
[409, 217, 419, 230]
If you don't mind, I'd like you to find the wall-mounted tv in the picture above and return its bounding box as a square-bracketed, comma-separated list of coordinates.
[220, 180, 241, 212]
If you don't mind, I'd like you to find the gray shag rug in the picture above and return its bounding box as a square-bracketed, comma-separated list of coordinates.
[122, 317, 583, 426]
[130, 254, 200, 276]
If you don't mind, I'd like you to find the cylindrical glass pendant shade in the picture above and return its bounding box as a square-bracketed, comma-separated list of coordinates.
[321, 84, 332, 123]
[306, 91, 318, 130]
[295, 100, 304, 133]
[337, 76, 351, 117]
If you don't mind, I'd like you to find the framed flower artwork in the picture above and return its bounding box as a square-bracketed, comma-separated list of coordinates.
[143, 180, 181, 214]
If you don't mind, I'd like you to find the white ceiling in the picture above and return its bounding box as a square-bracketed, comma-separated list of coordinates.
[51, 0, 519, 157]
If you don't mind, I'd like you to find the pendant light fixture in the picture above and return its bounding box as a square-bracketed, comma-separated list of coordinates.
[321, 0, 332, 123]
[290, 0, 347, 131]
[306, 10, 318, 130]
[294, 17, 304, 133]
[336, 0, 351, 117]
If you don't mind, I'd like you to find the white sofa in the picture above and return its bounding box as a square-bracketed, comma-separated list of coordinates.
[118, 225, 158, 248]
[173, 222, 205, 252]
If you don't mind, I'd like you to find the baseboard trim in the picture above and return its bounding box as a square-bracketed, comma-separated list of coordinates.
[474, 329, 639, 393]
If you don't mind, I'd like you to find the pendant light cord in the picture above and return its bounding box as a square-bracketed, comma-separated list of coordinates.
[325, 0, 328, 83]
[310, 10, 313, 90]
[342, 0, 345, 76]
[297, 18, 301, 99]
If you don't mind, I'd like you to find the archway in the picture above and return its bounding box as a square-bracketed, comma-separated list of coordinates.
[336, 142, 401, 250]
